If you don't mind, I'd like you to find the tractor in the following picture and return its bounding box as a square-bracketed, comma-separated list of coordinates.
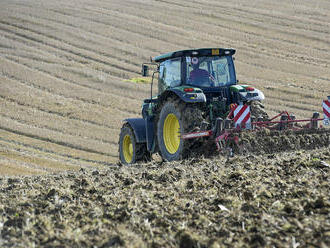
[118, 48, 268, 164]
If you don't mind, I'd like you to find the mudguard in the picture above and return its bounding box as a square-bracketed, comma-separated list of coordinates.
[169, 88, 206, 103]
[124, 118, 146, 143]
[124, 118, 154, 151]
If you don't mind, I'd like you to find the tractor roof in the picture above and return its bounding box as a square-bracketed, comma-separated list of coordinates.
[153, 48, 236, 63]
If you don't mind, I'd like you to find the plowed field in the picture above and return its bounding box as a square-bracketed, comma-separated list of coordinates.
[1, 149, 330, 247]
[0, 0, 329, 247]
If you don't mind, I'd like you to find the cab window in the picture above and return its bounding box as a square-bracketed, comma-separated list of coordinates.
[186, 56, 235, 87]
[159, 58, 181, 93]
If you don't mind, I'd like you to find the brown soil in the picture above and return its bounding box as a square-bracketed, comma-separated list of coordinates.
[239, 128, 330, 154]
[1, 148, 329, 247]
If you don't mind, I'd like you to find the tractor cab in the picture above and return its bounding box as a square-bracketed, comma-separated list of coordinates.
[141, 48, 265, 122]
[144, 48, 241, 121]
[153, 48, 237, 94]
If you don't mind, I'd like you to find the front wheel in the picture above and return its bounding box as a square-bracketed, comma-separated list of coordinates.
[119, 124, 149, 165]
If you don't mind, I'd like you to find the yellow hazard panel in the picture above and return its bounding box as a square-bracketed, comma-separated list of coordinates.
[212, 49, 220, 55]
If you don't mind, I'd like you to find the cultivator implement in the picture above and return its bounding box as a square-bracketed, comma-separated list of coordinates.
[182, 97, 330, 154]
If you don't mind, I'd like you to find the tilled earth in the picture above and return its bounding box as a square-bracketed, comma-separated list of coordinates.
[0, 148, 329, 248]
[239, 128, 330, 154]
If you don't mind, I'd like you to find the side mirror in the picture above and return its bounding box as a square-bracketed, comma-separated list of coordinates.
[141, 65, 149, 77]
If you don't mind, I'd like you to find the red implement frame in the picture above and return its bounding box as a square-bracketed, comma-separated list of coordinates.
[181, 100, 328, 152]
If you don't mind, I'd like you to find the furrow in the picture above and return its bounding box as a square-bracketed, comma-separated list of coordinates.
[0, 132, 116, 166]
[0, 95, 118, 131]
[0, 26, 133, 79]
[0, 112, 118, 146]
[5, 1, 162, 55]
[45, 7, 184, 51]
[0, 20, 140, 74]
[0, 57, 140, 115]
[32, 0, 328, 77]
[0, 123, 116, 158]
[0, 156, 47, 175]
[96, 0, 330, 58]
[0, 30, 149, 97]
[5, 53, 146, 103]
[0, 143, 86, 171]
[141, 0, 330, 48]
[3, 11, 151, 64]
[0, 22, 138, 78]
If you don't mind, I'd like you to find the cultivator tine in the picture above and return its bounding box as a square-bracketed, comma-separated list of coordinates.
[224, 119, 231, 129]
[214, 118, 224, 138]
[200, 121, 209, 131]
[311, 112, 320, 129]
[279, 115, 288, 130]
[289, 115, 296, 128]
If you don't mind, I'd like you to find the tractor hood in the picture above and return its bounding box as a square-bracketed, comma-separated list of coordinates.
[230, 85, 265, 102]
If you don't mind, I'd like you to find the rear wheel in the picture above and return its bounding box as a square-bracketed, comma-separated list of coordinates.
[119, 124, 149, 165]
[157, 99, 203, 161]
[163, 113, 181, 154]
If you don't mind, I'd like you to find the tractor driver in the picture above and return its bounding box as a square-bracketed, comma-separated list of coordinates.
[189, 57, 211, 86]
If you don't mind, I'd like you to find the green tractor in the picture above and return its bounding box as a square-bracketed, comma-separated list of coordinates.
[119, 48, 267, 164]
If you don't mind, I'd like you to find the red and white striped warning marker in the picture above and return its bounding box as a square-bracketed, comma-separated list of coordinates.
[323, 99, 330, 125]
[232, 104, 251, 129]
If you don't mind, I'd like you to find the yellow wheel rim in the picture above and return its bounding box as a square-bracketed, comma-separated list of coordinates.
[163, 113, 180, 154]
[123, 134, 133, 163]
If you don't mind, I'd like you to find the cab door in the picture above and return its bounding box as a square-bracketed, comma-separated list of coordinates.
[158, 58, 182, 94]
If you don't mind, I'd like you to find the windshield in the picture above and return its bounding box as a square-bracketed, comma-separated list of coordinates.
[185, 56, 235, 87]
